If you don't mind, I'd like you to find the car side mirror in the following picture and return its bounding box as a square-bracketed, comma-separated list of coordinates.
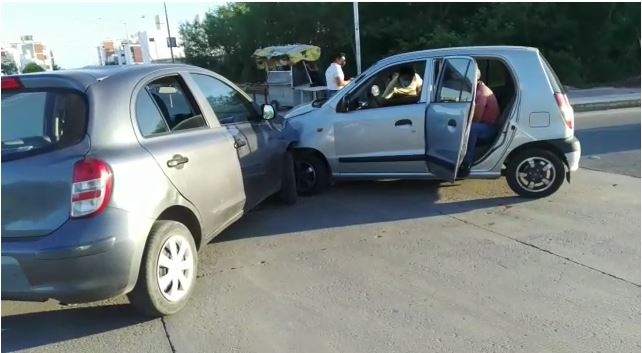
[371, 85, 380, 97]
[261, 104, 276, 120]
[338, 96, 349, 113]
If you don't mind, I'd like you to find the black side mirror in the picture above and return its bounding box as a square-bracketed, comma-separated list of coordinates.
[338, 96, 349, 113]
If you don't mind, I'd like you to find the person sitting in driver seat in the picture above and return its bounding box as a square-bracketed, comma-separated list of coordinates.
[382, 65, 423, 100]
[458, 67, 500, 177]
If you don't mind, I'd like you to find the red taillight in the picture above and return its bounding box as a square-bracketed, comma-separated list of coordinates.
[71, 159, 113, 218]
[2, 76, 22, 90]
[555, 92, 574, 129]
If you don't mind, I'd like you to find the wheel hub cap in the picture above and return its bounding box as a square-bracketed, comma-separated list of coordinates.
[157, 235, 194, 303]
[295, 161, 317, 191]
[516, 157, 556, 192]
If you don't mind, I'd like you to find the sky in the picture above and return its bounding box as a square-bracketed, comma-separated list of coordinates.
[1, 1, 224, 69]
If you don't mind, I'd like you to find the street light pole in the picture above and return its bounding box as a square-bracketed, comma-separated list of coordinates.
[163, 2, 175, 63]
[353, 2, 361, 75]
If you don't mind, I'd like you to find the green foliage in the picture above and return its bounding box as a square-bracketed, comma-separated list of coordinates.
[52, 63, 61, 71]
[1, 55, 18, 75]
[180, 3, 640, 86]
[22, 62, 45, 73]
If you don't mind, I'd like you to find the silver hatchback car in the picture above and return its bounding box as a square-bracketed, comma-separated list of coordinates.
[287, 46, 581, 198]
[1, 65, 297, 316]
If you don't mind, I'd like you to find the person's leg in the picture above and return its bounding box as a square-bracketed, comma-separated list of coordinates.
[477, 123, 497, 140]
[463, 123, 483, 164]
[459, 123, 496, 177]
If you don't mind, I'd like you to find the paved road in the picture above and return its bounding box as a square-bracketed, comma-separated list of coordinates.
[575, 107, 640, 177]
[2, 109, 640, 353]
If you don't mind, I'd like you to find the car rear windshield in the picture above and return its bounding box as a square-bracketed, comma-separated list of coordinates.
[540, 54, 565, 94]
[1, 90, 87, 160]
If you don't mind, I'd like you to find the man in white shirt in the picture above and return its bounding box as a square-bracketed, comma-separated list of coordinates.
[325, 52, 351, 97]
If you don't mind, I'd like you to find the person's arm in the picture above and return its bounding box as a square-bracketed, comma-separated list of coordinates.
[383, 73, 400, 99]
[334, 66, 350, 88]
[335, 76, 350, 87]
[391, 77, 419, 96]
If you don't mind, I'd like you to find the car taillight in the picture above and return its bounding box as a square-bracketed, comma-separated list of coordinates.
[71, 159, 113, 218]
[555, 92, 574, 129]
[2, 76, 22, 90]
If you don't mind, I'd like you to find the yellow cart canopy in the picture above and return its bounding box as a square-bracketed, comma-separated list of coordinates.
[253, 44, 321, 70]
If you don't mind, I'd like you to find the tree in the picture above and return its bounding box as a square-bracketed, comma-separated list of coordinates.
[22, 62, 45, 73]
[52, 63, 61, 71]
[1, 55, 18, 75]
[180, 3, 640, 87]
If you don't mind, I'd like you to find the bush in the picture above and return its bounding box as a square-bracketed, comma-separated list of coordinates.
[22, 62, 45, 73]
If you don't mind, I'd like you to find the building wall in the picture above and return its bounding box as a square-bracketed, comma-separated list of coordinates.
[3, 37, 53, 72]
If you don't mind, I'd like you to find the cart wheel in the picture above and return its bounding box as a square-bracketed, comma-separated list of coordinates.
[270, 100, 280, 112]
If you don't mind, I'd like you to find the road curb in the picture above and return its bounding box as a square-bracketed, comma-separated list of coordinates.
[571, 99, 641, 113]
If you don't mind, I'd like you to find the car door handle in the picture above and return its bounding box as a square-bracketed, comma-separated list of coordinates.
[395, 119, 412, 127]
[233, 137, 247, 149]
[448, 119, 457, 127]
[167, 154, 189, 168]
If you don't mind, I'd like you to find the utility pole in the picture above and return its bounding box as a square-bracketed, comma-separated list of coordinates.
[353, 2, 362, 75]
[164, 2, 175, 63]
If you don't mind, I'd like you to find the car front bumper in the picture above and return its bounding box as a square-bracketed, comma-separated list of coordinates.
[1, 207, 153, 304]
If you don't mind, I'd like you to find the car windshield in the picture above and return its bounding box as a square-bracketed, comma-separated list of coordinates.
[1, 90, 87, 160]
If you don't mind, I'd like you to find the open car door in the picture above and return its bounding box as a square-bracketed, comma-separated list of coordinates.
[425, 56, 478, 182]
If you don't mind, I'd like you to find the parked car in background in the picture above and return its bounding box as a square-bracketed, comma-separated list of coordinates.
[1, 65, 297, 316]
[286, 46, 581, 198]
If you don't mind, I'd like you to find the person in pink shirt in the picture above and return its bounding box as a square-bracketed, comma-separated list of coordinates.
[459, 68, 500, 177]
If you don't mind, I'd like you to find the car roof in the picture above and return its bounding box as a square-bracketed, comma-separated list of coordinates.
[17, 64, 205, 90]
[377, 46, 539, 66]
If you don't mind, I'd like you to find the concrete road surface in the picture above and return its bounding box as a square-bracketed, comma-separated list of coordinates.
[2, 109, 640, 353]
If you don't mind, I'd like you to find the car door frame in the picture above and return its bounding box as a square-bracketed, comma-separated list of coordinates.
[182, 70, 285, 210]
[425, 55, 479, 182]
[128, 69, 246, 238]
[331, 58, 432, 176]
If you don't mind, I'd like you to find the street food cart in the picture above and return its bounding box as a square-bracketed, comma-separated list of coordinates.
[252, 44, 326, 110]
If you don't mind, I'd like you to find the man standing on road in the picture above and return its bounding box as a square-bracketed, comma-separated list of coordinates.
[459, 68, 500, 177]
[325, 53, 351, 97]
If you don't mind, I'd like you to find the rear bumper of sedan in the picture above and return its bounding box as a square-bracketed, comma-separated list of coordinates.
[1, 208, 153, 304]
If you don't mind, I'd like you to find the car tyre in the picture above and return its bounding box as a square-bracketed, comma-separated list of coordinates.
[294, 151, 330, 196]
[128, 220, 198, 317]
[506, 149, 566, 198]
[276, 151, 298, 205]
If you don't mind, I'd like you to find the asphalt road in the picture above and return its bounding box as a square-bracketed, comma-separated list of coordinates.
[2, 108, 640, 353]
[575, 107, 640, 177]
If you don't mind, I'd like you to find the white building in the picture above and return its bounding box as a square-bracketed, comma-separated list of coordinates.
[95, 14, 185, 66]
[2, 35, 54, 73]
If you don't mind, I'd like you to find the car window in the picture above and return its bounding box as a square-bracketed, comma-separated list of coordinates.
[145, 75, 207, 132]
[436, 58, 475, 103]
[486, 60, 506, 87]
[135, 89, 170, 137]
[190, 73, 259, 125]
[1, 90, 87, 160]
[346, 60, 427, 111]
[540, 54, 565, 93]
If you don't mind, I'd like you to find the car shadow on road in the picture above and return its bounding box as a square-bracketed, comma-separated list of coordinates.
[1, 304, 152, 353]
[214, 179, 527, 243]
